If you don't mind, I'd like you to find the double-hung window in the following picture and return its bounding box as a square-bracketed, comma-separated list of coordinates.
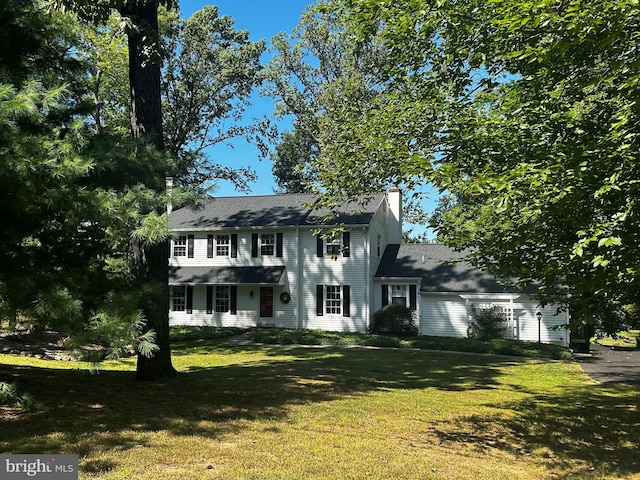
[316, 285, 350, 317]
[173, 236, 187, 257]
[326, 237, 341, 256]
[216, 286, 230, 313]
[325, 286, 342, 314]
[216, 235, 230, 256]
[382, 284, 417, 310]
[261, 234, 275, 256]
[391, 285, 408, 307]
[170, 286, 186, 311]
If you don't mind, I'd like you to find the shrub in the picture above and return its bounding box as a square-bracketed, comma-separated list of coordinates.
[0, 382, 41, 412]
[370, 304, 418, 336]
[467, 305, 506, 341]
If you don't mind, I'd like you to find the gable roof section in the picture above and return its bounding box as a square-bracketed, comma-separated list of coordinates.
[170, 194, 315, 229]
[375, 244, 515, 294]
[170, 193, 385, 230]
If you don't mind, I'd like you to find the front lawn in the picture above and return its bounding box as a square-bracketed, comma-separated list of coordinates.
[1, 338, 638, 479]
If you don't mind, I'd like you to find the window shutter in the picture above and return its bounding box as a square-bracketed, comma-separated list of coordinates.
[343, 285, 351, 317]
[342, 232, 350, 257]
[316, 235, 323, 258]
[382, 284, 389, 307]
[316, 285, 324, 316]
[230, 286, 237, 315]
[187, 235, 194, 258]
[410, 285, 417, 310]
[231, 234, 238, 258]
[168, 239, 171, 258]
[207, 235, 213, 258]
[206, 286, 213, 314]
[276, 232, 283, 257]
[251, 233, 258, 257]
[186, 286, 193, 314]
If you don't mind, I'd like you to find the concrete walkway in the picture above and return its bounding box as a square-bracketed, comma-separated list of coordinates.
[574, 343, 640, 386]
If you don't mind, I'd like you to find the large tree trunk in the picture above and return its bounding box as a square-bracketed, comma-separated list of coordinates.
[122, 1, 177, 380]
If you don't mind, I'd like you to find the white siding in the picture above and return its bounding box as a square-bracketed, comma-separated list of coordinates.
[420, 294, 470, 337]
[169, 228, 299, 329]
[512, 299, 570, 346]
[419, 294, 569, 346]
[298, 227, 370, 332]
[170, 285, 298, 329]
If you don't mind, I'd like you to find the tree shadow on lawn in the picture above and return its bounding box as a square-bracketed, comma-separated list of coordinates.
[427, 382, 640, 479]
[2, 346, 635, 477]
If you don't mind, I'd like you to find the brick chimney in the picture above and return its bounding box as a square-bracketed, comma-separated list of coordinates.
[388, 187, 402, 244]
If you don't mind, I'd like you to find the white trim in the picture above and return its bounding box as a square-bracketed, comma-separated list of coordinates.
[460, 293, 521, 301]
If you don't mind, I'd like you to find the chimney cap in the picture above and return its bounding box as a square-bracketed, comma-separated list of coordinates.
[389, 186, 401, 192]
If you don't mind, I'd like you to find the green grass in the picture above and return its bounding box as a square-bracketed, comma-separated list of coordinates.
[252, 328, 574, 360]
[1, 338, 639, 479]
[596, 330, 640, 349]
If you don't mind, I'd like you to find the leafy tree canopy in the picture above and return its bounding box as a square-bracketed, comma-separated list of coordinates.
[309, 0, 640, 323]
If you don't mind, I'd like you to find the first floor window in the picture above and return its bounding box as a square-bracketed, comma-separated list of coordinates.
[391, 285, 407, 307]
[216, 234, 230, 256]
[216, 286, 230, 312]
[326, 285, 341, 314]
[171, 286, 185, 311]
[173, 236, 187, 257]
[382, 284, 417, 310]
[317, 285, 350, 317]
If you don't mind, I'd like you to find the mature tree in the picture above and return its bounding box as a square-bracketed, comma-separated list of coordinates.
[271, 126, 319, 193]
[162, 5, 267, 191]
[51, 0, 272, 378]
[263, 0, 390, 195]
[0, 1, 165, 366]
[266, 1, 434, 242]
[308, 0, 640, 327]
[52, 0, 178, 379]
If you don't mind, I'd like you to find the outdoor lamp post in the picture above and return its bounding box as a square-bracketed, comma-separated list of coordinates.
[536, 311, 542, 344]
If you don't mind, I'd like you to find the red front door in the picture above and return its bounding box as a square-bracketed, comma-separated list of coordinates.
[260, 287, 273, 318]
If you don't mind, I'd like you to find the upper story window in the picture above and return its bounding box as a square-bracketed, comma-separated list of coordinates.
[173, 236, 187, 257]
[317, 232, 350, 258]
[261, 234, 275, 256]
[391, 285, 407, 307]
[326, 237, 341, 256]
[216, 235, 230, 256]
[209, 234, 237, 258]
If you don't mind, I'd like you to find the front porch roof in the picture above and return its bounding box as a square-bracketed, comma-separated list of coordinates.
[169, 266, 286, 285]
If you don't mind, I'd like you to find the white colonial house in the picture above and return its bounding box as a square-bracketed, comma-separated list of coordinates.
[168, 188, 569, 346]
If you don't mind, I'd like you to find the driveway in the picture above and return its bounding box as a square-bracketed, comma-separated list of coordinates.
[574, 343, 640, 385]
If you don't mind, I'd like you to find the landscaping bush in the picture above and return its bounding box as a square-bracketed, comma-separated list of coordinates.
[169, 326, 246, 342]
[370, 304, 418, 336]
[467, 305, 507, 341]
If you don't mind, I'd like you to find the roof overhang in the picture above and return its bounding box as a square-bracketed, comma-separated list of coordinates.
[459, 293, 521, 301]
[169, 266, 286, 286]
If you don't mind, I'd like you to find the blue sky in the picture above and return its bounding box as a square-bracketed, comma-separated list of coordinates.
[176, 1, 439, 238]
[177, 0, 311, 197]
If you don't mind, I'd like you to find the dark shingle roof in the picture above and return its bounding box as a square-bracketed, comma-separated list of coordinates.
[170, 194, 315, 229]
[169, 266, 286, 285]
[169, 193, 384, 230]
[375, 244, 515, 294]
